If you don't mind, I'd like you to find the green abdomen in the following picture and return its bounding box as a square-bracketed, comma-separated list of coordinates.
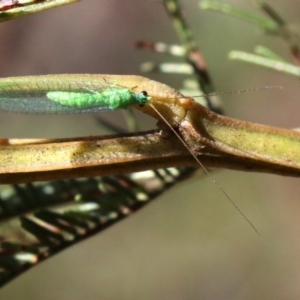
[47, 88, 137, 110]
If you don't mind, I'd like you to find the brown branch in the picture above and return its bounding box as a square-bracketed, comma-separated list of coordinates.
[1, 104, 300, 184]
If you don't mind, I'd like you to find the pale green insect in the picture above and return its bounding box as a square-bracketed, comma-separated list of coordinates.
[0, 75, 150, 114]
[46, 89, 150, 111]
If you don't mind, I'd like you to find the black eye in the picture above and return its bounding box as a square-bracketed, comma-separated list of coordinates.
[141, 90, 148, 96]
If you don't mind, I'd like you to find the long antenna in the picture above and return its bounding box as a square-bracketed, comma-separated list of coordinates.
[150, 103, 260, 236]
[193, 86, 282, 98]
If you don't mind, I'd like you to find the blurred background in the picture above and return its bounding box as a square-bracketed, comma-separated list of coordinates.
[1, 0, 300, 299]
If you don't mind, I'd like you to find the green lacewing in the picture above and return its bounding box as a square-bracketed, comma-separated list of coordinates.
[0, 74, 258, 234]
[46, 89, 149, 111]
[0, 75, 150, 114]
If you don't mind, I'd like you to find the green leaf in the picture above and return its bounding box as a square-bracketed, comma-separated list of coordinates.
[200, 0, 278, 31]
[254, 46, 287, 62]
[229, 50, 300, 77]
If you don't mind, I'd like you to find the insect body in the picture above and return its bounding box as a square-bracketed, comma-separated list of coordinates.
[47, 89, 149, 111]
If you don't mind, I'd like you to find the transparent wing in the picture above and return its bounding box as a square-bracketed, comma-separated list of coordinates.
[0, 89, 114, 114]
[0, 78, 113, 114]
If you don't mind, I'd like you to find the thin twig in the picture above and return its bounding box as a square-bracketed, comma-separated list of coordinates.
[163, 0, 223, 114]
